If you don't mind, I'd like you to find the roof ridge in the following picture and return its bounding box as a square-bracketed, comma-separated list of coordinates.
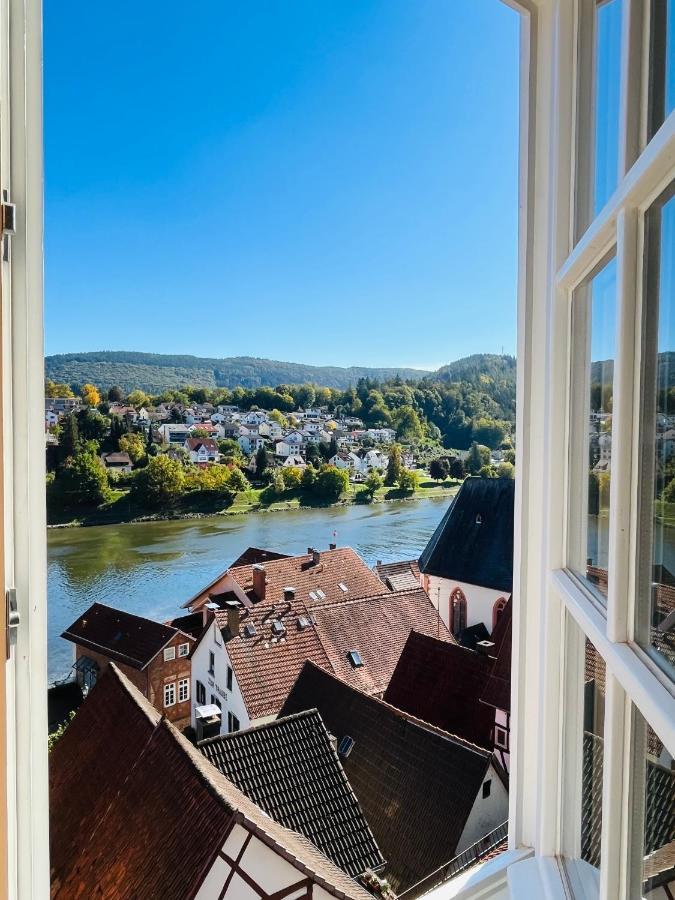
[315, 587, 428, 609]
[300, 661, 491, 759]
[78, 601, 179, 634]
[198, 708, 322, 744]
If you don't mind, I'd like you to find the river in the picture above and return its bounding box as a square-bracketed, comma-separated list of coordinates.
[47, 497, 450, 682]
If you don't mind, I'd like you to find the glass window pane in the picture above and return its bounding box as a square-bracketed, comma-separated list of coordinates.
[629, 709, 675, 898]
[638, 184, 675, 680]
[593, 0, 623, 216]
[581, 640, 606, 868]
[569, 254, 617, 602]
[649, 0, 675, 138]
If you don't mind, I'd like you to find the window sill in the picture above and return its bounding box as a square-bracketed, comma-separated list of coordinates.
[422, 848, 533, 899]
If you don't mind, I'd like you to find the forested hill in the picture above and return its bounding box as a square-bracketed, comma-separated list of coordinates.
[44, 351, 433, 393]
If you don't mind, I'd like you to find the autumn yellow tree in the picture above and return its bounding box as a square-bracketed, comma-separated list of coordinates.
[45, 379, 74, 399]
[81, 383, 101, 407]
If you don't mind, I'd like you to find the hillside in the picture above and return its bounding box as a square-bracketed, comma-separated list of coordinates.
[45, 351, 432, 393]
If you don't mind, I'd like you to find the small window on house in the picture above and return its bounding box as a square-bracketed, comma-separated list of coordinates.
[338, 735, 355, 758]
[228, 712, 240, 733]
[196, 680, 206, 705]
[163, 646, 176, 662]
[271, 620, 286, 637]
[338, 582, 348, 592]
[164, 682, 176, 707]
[243, 622, 256, 638]
[495, 727, 508, 750]
[482, 779, 492, 799]
[226, 666, 233, 691]
[208, 651, 215, 674]
[178, 642, 189, 657]
[316, 589, 326, 600]
[178, 678, 189, 703]
[211, 694, 222, 710]
[347, 650, 363, 668]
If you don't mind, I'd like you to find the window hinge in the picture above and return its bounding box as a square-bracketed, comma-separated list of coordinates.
[6, 588, 19, 658]
[2, 190, 16, 262]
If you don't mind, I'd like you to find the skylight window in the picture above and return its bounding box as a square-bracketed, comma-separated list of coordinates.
[338, 582, 348, 592]
[297, 616, 311, 630]
[271, 620, 286, 637]
[308, 591, 319, 601]
[243, 623, 257, 638]
[315, 589, 326, 600]
[347, 650, 363, 668]
[338, 735, 355, 758]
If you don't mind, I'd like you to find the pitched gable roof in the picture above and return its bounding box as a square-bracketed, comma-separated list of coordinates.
[384, 630, 495, 749]
[230, 546, 291, 568]
[61, 602, 184, 670]
[219, 588, 451, 720]
[280, 662, 493, 896]
[50, 665, 373, 900]
[374, 559, 422, 592]
[199, 710, 384, 878]
[419, 477, 515, 592]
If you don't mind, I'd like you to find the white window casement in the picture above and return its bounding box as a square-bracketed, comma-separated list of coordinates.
[178, 642, 189, 658]
[178, 678, 189, 703]
[163, 646, 176, 662]
[164, 682, 176, 708]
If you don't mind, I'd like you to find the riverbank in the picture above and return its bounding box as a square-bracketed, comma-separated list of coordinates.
[47, 474, 462, 528]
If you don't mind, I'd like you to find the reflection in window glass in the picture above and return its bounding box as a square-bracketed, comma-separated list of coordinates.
[593, 0, 622, 215]
[649, 0, 675, 138]
[630, 709, 675, 898]
[581, 640, 605, 867]
[638, 186, 675, 680]
[570, 255, 617, 602]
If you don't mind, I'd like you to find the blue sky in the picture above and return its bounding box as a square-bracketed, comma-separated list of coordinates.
[44, 1, 519, 370]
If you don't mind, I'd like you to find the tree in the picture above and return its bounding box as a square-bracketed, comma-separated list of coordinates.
[478, 465, 497, 478]
[76, 408, 110, 442]
[192, 427, 210, 439]
[301, 465, 317, 490]
[131, 456, 186, 507]
[467, 442, 491, 474]
[394, 406, 424, 443]
[471, 418, 507, 449]
[107, 385, 124, 402]
[364, 470, 383, 498]
[81, 383, 101, 407]
[119, 432, 146, 465]
[497, 461, 515, 479]
[449, 456, 465, 480]
[385, 444, 403, 486]
[255, 446, 270, 479]
[305, 443, 321, 468]
[314, 465, 349, 501]
[127, 389, 150, 408]
[227, 467, 249, 492]
[57, 449, 111, 506]
[59, 413, 80, 460]
[429, 458, 450, 482]
[45, 379, 74, 399]
[281, 466, 303, 490]
[398, 468, 420, 492]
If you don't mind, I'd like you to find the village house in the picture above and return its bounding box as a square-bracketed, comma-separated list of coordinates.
[184, 437, 220, 465]
[282, 453, 306, 468]
[46, 396, 80, 414]
[374, 559, 422, 592]
[157, 422, 192, 445]
[238, 432, 266, 455]
[60, 602, 195, 729]
[49, 665, 379, 900]
[184, 546, 451, 733]
[419, 477, 514, 639]
[258, 420, 283, 439]
[281, 661, 509, 898]
[100, 450, 133, 473]
[242, 410, 269, 427]
[479, 598, 513, 772]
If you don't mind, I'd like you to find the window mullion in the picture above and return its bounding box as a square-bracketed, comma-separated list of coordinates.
[606, 207, 638, 642]
[617, 0, 644, 177]
[598, 673, 629, 900]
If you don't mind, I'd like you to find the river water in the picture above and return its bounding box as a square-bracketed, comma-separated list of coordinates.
[47, 497, 450, 682]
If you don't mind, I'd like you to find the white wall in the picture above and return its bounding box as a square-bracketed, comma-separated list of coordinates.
[425, 575, 509, 635]
[455, 764, 509, 855]
[191, 622, 250, 735]
[195, 823, 343, 899]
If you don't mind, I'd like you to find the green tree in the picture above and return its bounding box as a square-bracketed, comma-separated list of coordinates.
[131, 455, 186, 507]
[301, 465, 317, 490]
[59, 413, 80, 460]
[255, 446, 270, 479]
[227, 467, 249, 492]
[281, 466, 303, 490]
[45, 379, 74, 399]
[478, 465, 497, 478]
[467, 442, 491, 474]
[127, 389, 150, 408]
[57, 449, 111, 505]
[314, 465, 349, 501]
[429, 458, 450, 482]
[305, 443, 321, 468]
[394, 405, 424, 443]
[364, 470, 383, 498]
[107, 385, 124, 402]
[76, 408, 110, 442]
[398, 468, 420, 492]
[385, 444, 403, 486]
[449, 457, 465, 480]
[119, 432, 146, 465]
[497, 461, 515, 479]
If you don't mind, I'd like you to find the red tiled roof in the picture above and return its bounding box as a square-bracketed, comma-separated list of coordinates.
[185, 437, 218, 451]
[374, 559, 421, 592]
[50, 665, 373, 900]
[384, 631, 495, 749]
[220, 588, 451, 720]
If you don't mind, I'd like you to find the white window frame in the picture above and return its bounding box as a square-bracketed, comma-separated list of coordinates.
[163, 682, 176, 708]
[163, 645, 176, 662]
[177, 642, 189, 657]
[178, 678, 189, 703]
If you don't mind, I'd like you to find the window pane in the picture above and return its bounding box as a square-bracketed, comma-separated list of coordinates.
[581, 640, 606, 868]
[638, 184, 675, 680]
[649, 0, 675, 138]
[593, 0, 622, 215]
[569, 255, 617, 602]
[629, 709, 675, 898]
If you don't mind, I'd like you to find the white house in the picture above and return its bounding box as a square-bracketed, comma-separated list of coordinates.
[238, 433, 265, 455]
[184, 438, 220, 465]
[419, 477, 514, 638]
[242, 410, 268, 427]
[282, 454, 306, 469]
[258, 421, 283, 440]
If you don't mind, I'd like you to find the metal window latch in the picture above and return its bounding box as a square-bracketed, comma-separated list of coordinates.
[6, 588, 19, 658]
[2, 190, 16, 262]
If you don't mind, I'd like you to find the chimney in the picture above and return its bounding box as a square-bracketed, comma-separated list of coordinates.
[309, 548, 320, 566]
[284, 586, 296, 604]
[202, 601, 219, 627]
[252, 564, 266, 601]
[476, 640, 495, 656]
[329, 543, 337, 551]
[225, 601, 241, 639]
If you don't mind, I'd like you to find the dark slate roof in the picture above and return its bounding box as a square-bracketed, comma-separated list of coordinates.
[480, 599, 512, 713]
[61, 602, 181, 670]
[280, 662, 493, 896]
[50, 665, 373, 900]
[230, 546, 291, 568]
[458, 622, 491, 650]
[199, 710, 384, 878]
[419, 477, 515, 592]
[384, 631, 494, 749]
[167, 611, 204, 640]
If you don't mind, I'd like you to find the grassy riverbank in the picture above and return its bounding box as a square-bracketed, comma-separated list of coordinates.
[48, 473, 462, 528]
